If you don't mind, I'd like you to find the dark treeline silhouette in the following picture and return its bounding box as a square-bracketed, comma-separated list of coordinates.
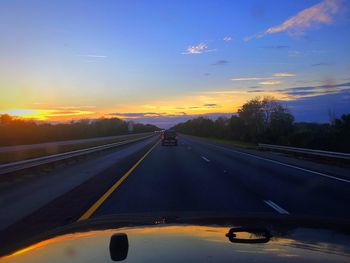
[0, 115, 160, 146]
[172, 97, 350, 153]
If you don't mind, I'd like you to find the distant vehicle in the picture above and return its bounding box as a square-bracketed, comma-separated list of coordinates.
[161, 130, 177, 146]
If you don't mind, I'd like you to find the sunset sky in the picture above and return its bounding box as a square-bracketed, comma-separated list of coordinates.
[1, 0, 350, 127]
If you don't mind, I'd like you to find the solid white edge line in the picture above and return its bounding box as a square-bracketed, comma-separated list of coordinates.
[193, 140, 350, 184]
[264, 200, 289, 214]
[201, 156, 210, 162]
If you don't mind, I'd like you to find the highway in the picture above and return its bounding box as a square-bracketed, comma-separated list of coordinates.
[88, 135, 350, 219]
[0, 134, 349, 248]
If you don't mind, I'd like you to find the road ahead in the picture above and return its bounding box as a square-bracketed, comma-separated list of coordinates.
[90, 135, 350, 219]
[1, 134, 350, 250]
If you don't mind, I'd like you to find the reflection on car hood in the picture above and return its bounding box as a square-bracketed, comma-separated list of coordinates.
[1, 215, 350, 262]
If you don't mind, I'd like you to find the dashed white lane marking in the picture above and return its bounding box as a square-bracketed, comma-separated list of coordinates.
[264, 200, 289, 214]
[201, 156, 210, 162]
[189, 140, 350, 184]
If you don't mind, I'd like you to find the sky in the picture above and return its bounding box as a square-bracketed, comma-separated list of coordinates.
[0, 0, 350, 128]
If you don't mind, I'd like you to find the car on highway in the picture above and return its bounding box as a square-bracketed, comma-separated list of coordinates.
[1, 214, 349, 262]
[161, 130, 178, 146]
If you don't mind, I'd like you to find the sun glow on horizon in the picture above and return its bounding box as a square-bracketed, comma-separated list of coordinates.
[0, 109, 95, 121]
[0, 90, 288, 122]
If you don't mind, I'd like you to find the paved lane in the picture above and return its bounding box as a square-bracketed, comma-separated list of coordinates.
[92, 135, 350, 219]
[1, 135, 349, 252]
[93, 138, 270, 217]
[180, 136, 350, 218]
[0, 136, 158, 230]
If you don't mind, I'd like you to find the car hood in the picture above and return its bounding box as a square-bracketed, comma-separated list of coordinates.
[1, 214, 350, 262]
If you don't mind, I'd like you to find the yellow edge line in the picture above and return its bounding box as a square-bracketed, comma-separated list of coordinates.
[78, 140, 160, 221]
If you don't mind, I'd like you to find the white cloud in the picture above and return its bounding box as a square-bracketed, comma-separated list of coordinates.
[223, 36, 232, 42]
[246, 0, 342, 40]
[272, 73, 296, 77]
[231, 77, 272, 81]
[259, 81, 281, 85]
[182, 42, 217, 54]
[78, 55, 107, 58]
[232, 73, 296, 82]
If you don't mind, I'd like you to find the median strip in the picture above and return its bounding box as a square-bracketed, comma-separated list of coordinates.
[78, 140, 160, 221]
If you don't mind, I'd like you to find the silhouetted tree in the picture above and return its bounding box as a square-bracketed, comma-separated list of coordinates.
[172, 97, 349, 152]
[237, 97, 294, 142]
[237, 97, 265, 141]
[0, 115, 159, 146]
[228, 116, 245, 140]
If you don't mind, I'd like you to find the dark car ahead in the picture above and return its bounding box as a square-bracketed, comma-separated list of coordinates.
[161, 130, 177, 146]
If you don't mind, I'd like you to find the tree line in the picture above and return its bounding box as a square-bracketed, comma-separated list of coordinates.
[172, 97, 350, 153]
[0, 115, 159, 146]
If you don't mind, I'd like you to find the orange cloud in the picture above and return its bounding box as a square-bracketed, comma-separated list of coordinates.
[272, 73, 296, 77]
[258, 81, 281, 85]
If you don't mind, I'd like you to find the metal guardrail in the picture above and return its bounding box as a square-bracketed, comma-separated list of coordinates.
[0, 132, 154, 153]
[0, 134, 156, 175]
[258, 143, 350, 160]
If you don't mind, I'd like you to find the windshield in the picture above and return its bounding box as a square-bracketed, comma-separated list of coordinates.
[0, 0, 349, 258]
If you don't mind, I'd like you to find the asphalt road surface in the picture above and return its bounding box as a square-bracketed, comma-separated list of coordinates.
[1, 134, 350, 251]
[91, 135, 350, 219]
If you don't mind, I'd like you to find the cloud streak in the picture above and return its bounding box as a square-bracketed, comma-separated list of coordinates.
[232, 73, 295, 82]
[258, 81, 350, 97]
[247, 90, 266, 93]
[246, 0, 341, 40]
[242, 82, 350, 103]
[109, 112, 169, 118]
[212, 60, 229, 66]
[203, 103, 218, 107]
[231, 77, 272, 81]
[109, 104, 220, 119]
[258, 81, 281, 85]
[77, 55, 107, 58]
[272, 73, 296, 77]
[182, 42, 216, 54]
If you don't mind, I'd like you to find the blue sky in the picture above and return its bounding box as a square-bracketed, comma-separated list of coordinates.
[0, 0, 349, 127]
